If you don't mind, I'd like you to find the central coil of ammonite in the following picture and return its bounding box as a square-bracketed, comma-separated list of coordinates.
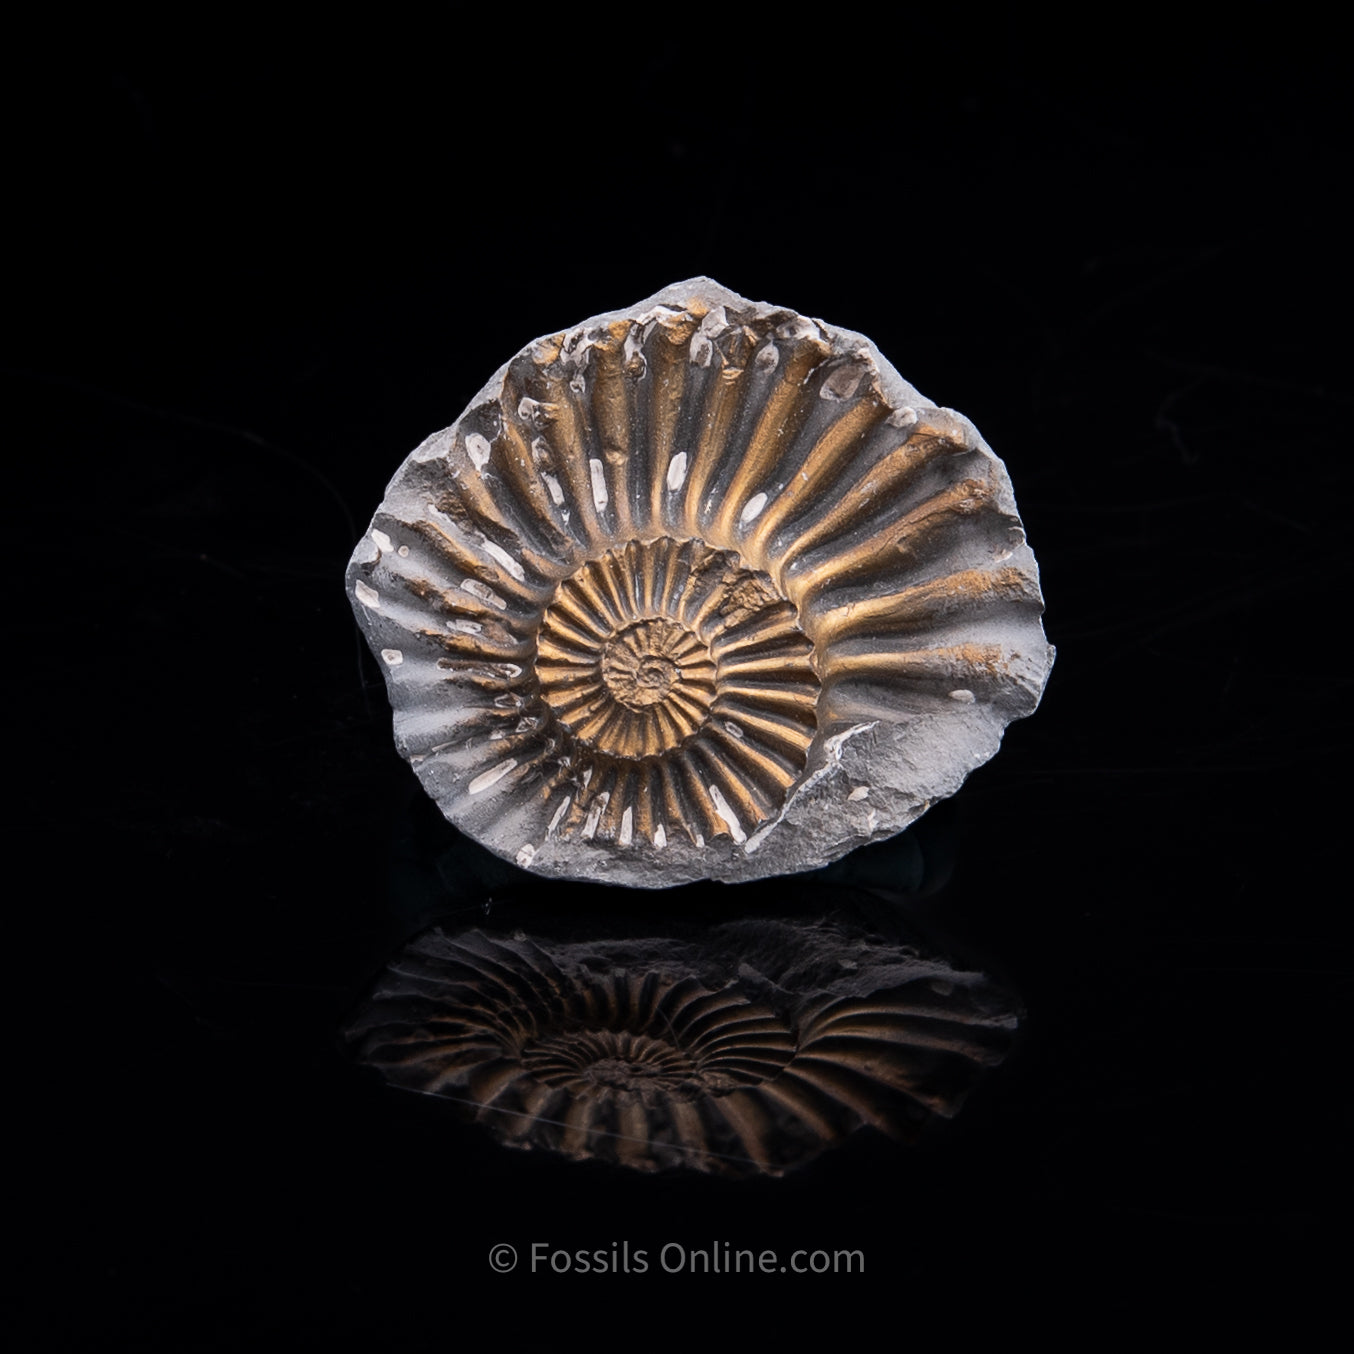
[602, 619, 707, 708]
[595, 618, 714, 744]
[520, 1030, 705, 1103]
[534, 537, 820, 831]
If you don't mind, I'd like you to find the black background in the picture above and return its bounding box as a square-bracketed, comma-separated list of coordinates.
[15, 21, 1349, 1347]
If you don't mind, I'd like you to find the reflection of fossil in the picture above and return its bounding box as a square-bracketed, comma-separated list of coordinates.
[347, 278, 1054, 884]
[345, 921, 1020, 1176]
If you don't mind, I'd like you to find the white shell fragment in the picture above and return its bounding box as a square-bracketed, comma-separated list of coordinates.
[346, 278, 1054, 886]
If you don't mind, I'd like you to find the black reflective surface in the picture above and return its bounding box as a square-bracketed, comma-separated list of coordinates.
[343, 838, 1019, 1178]
[16, 28, 1348, 1346]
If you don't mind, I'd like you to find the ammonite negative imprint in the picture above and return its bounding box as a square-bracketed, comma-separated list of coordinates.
[345, 919, 1021, 1176]
[347, 278, 1054, 884]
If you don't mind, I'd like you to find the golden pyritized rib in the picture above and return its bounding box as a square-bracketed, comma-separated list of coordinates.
[813, 566, 1044, 648]
[708, 330, 834, 543]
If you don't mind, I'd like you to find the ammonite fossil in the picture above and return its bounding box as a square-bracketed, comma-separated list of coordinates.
[344, 919, 1020, 1176]
[348, 279, 1053, 885]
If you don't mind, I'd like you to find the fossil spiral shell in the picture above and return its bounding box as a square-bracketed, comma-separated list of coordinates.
[345, 920, 1020, 1176]
[348, 279, 1053, 885]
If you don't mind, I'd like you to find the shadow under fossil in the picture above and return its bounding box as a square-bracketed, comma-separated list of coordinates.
[344, 911, 1021, 1176]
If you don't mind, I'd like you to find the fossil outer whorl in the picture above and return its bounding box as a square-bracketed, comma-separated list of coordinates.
[347, 278, 1054, 885]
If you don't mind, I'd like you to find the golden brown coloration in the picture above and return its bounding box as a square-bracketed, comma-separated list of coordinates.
[346, 923, 1022, 1176]
[534, 537, 818, 841]
[347, 279, 1054, 884]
